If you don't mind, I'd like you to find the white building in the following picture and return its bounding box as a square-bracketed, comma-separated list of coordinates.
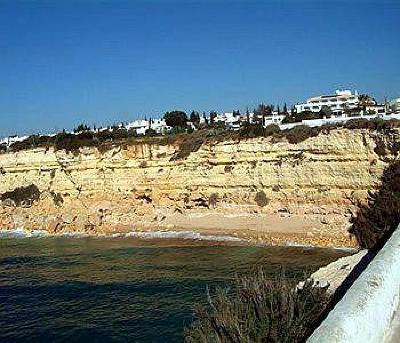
[150, 118, 171, 135]
[0, 135, 29, 147]
[214, 112, 243, 129]
[224, 112, 242, 129]
[125, 118, 171, 135]
[388, 98, 400, 113]
[125, 119, 149, 135]
[295, 90, 360, 115]
[364, 104, 385, 115]
[263, 113, 286, 126]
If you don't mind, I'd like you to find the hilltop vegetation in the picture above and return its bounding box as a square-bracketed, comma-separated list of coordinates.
[3, 118, 400, 159]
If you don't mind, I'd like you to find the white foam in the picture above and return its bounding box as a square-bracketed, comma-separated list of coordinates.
[123, 230, 242, 242]
[0, 228, 49, 238]
[0, 228, 241, 242]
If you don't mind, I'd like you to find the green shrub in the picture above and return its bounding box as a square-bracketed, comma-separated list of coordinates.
[185, 269, 329, 343]
[0, 184, 41, 207]
[255, 190, 269, 207]
[283, 125, 320, 144]
[282, 110, 322, 124]
[5, 119, 400, 154]
[239, 123, 265, 138]
[172, 138, 204, 160]
[264, 124, 281, 136]
[0, 143, 7, 153]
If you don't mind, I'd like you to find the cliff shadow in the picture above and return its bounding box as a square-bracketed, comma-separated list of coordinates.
[309, 158, 400, 336]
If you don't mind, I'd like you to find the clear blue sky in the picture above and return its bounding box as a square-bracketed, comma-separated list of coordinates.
[0, 0, 399, 137]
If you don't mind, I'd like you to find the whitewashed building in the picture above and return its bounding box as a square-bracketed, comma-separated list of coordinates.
[214, 112, 244, 129]
[125, 118, 171, 135]
[388, 98, 400, 113]
[263, 112, 286, 126]
[295, 90, 360, 115]
[0, 135, 29, 147]
[125, 119, 149, 135]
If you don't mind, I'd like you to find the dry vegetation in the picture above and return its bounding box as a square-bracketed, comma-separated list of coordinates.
[185, 270, 329, 343]
[4, 119, 400, 161]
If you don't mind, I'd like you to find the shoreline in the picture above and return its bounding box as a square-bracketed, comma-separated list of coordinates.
[0, 217, 357, 251]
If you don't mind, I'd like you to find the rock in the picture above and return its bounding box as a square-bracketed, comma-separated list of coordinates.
[88, 214, 102, 226]
[0, 128, 396, 247]
[62, 213, 74, 224]
[47, 217, 64, 233]
[309, 249, 368, 295]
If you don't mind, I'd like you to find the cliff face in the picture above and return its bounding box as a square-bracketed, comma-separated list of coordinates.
[0, 128, 398, 247]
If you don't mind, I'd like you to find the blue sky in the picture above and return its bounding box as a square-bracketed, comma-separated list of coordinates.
[0, 0, 399, 137]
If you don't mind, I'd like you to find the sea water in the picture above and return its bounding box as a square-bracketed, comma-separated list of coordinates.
[0, 232, 348, 342]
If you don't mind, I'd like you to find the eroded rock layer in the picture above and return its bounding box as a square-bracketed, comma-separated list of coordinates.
[0, 128, 398, 247]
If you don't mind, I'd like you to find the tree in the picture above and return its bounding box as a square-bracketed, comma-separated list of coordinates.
[358, 94, 376, 113]
[283, 103, 288, 114]
[74, 123, 91, 133]
[319, 105, 333, 118]
[145, 128, 157, 136]
[190, 111, 201, 127]
[209, 111, 217, 125]
[164, 111, 188, 128]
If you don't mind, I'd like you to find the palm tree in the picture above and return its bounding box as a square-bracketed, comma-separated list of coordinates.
[358, 94, 376, 113]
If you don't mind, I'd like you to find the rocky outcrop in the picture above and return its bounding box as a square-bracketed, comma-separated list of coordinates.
[0, 128, 398, 247]
[308, 249, 369, 294]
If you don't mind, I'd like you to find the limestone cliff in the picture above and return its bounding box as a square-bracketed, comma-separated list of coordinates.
[0, 128, 398, 247]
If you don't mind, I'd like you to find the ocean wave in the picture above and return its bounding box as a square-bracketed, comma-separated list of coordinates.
[0, 228, 241, 242]
[0, 228, 49, 238]
[122, 230, 242, 242]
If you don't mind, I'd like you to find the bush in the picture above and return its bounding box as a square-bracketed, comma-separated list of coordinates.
[0, 143, 7, 153]
[255, 190, 269, 207]
[145, 128, 157, 137]
[239, 123, 265, 138]
[344, 118, 400, 133]
[349, 160, 400, 250]
[283, 125, 320, 144]
[264, 124, 281, 136]
[0, 184, 41, 207]
[185, 270, 329, 343]
[172, 138, 204, 160]
[282, 111, 322, 124]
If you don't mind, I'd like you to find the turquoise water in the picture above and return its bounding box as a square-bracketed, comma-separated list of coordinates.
[0, 235, 348, 342]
